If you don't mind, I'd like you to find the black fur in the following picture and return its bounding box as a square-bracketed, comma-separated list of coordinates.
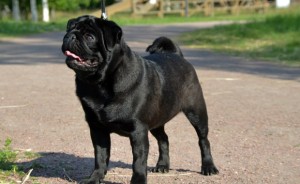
[146, 36, 183, 57]
[61, 15, 218, 184]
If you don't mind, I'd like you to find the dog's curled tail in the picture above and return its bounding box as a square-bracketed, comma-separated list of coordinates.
[146, 37, 183, 57]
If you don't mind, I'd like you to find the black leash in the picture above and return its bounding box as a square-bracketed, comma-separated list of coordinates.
[101, 0, 108, 20]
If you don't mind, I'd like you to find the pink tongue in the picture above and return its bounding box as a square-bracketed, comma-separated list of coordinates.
[65, 50, 83, 62]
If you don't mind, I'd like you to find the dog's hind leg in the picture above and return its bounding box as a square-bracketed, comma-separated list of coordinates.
[150, 126, 170, 173]
[183, 98, 219, 176]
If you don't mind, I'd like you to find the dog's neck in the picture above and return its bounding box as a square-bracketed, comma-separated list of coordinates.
[109, 41, 144, 93]
[75, 39, 142, 93]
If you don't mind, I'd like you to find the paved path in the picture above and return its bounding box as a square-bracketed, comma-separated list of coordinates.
[1, 22, 300, 184]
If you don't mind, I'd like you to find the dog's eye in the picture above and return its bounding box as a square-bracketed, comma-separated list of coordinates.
[85, 34, 95, 41]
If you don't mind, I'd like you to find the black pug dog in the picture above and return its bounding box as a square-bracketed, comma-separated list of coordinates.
[61, 15, 218, 184]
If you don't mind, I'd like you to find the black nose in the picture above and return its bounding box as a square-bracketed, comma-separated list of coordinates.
[62, 33, 76, 53]
[63, 33, 76, 42]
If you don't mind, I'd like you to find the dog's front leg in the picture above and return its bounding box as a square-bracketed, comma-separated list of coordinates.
[129, 125, 149, 184]
[80, 125, 111, 184]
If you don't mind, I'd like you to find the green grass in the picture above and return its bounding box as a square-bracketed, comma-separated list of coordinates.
[0, 13, 253, 38]
[179, 6, 300, 66]
[0, 139, 41, 184]
[0, 139, 24, 183]
[0, 139, 18, 171]
[111, 11, 267, 26]
[0, 5, 292, 38]
[0, 21, 66, 38]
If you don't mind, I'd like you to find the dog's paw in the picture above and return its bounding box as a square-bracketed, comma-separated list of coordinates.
[151, 165, 169, 173]
[79, 169, 106, 184]
[200, 164, 219, 176]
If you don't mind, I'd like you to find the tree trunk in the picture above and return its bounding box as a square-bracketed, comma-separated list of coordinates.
[30, 0, 38, 22]
[42, 0, 50, 22]
[12, 0, 21, 21]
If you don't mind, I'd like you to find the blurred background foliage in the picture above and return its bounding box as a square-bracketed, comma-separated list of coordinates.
[0, 0, 115, 21]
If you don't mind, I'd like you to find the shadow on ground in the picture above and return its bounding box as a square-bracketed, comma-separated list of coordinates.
[18, 152, 129, 183]
[18, 152, 198, 183]
[183, 48, 300, 81]
[0, 40, 64, 65]
[1, 31, 299, 81]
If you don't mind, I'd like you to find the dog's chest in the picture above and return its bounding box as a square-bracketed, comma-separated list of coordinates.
[76, 81, 111, 113]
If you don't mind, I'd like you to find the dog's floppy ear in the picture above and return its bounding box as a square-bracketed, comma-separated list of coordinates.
[66, 18, 76, 31]
[95, 19, 123, 51]
[66, 15, 91, 32]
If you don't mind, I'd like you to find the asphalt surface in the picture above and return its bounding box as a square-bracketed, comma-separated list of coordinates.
[0, 22, 300, 184]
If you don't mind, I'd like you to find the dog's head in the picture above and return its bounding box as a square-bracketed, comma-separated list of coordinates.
[61, 15, 123, 77]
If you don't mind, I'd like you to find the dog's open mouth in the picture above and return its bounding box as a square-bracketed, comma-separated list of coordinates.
[65, 50, 98, 67]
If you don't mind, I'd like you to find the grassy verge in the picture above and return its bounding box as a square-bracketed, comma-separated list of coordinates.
[179, 6, 300, 66]
[0, 21, 66, 38]
[0, 5, 293, 38]
[0, 139, 40, 184]
[0, 139, 24, 183]
[0, 14, 252, 38]
[111, 11, 268, 25]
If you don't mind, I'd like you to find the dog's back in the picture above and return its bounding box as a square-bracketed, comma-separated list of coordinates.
[146, 37, 183, 57]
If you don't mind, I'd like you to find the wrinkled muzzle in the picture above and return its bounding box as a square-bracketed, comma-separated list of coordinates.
[62, 32, 101, 72]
